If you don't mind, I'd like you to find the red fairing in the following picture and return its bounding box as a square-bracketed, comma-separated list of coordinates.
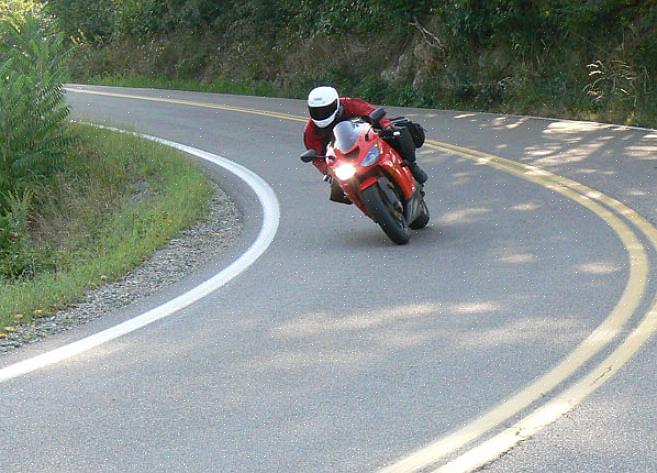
[325, 121, 415, 218]
[369, 138, 415, 201]
[303, 97, 392, 175]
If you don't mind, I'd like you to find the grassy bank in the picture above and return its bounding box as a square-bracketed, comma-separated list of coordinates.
[78, 71, 657, 131]
[0, 124, 212, 333]
[56, 2, 657, 129]
[86, 74, 280, 98]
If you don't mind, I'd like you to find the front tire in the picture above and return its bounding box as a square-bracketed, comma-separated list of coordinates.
[361, 184, 410, 245]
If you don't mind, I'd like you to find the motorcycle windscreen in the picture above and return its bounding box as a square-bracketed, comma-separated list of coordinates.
[333, 120, 369, 153]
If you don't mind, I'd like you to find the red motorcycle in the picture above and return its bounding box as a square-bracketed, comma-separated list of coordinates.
[301, 108, 429, 244]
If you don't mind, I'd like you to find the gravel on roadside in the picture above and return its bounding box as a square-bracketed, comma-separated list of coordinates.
[0, 182, 242, 354]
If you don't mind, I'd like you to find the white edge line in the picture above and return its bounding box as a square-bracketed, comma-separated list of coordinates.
[0, 124, 280, 383]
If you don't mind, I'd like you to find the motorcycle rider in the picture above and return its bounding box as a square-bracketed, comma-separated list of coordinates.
[303, 86, 428, 197]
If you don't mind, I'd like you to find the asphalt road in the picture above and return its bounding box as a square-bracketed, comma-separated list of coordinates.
[1, 85, 656, 472]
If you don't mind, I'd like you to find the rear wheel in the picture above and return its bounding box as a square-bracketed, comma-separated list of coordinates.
[361, 183, 410, 245]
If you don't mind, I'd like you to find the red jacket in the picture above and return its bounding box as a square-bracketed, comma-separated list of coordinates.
[303, 97, 392, 174]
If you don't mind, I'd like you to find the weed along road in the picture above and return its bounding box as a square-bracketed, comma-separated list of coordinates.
[2, 85, 657, 472]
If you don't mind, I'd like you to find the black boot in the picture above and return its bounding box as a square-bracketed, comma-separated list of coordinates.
[408, 162, 428, 184]
[329, 178, 352, 204]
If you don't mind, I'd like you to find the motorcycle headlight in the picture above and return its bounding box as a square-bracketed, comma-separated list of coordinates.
[361, 145, 380, 167]
[335, 164, 356, 181]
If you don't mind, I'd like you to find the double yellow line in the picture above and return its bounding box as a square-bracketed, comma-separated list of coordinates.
[64, 86, 308, 123]
[380, 140, 657, 472]
[65, 86, 657, 472]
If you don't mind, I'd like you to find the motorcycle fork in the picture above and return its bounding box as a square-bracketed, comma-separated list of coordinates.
[403, 184, 424, 224]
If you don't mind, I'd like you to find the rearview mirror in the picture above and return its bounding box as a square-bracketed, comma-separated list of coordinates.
[300, 149, 318, 163]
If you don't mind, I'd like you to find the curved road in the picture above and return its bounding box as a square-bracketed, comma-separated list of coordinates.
[1, 85, 657, 472]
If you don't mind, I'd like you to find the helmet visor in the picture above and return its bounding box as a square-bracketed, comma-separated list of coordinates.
[309, 99, 338, 121]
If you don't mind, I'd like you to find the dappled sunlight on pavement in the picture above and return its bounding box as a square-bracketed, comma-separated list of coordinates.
[454, 317, 586, 349]
[626, 143, 657, 160]
[491, 116, 530, 130]
[494, 253, 537, 264]
[438, 207, 492, 225]
[542, 121, 614, 134]
[273, 303, 443, 337]
[509, 202, 542, 211]
[575, 261, 624, 275]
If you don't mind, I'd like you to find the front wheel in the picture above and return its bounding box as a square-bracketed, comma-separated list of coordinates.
[361, 183, 410, 245]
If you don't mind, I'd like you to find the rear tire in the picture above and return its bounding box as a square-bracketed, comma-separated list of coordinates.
[410, 200, 430, 229]
[361, 184, 410, 245]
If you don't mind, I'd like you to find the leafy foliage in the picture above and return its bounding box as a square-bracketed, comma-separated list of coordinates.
[0, 0, 41, 22]
[0, 13, 72, 279]
[0, 190, 41, 280]
[44, 0, 116, 43]
[0, 14, 71, 200]
[52, 1, 657, 127]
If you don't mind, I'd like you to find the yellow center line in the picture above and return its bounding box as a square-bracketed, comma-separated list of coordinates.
[435, 287, 657, 473]
[64, 87, 308, 122]
[373, 140, 652, 472]
[65, 87, 656, 473]
[416, 140, 657, 473]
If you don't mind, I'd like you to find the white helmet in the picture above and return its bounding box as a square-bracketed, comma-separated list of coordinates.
[307, 86, 341, 128]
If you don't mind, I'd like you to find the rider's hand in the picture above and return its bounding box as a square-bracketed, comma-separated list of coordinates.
[378, 128, 398, 140]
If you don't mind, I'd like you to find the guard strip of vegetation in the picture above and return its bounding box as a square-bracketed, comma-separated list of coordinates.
[0, 124, 212, 335]
[87, 74, 280, 99]
[53, 1, 657, 129]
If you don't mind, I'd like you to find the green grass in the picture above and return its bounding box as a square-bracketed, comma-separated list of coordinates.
[79, 72, 657, 130]
[86, 74, 280, 98]
[0, 124, 212, 331]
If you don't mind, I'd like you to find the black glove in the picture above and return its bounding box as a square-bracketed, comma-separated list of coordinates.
[300, 149, 319, 163]
[378, 127, 400, 141]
